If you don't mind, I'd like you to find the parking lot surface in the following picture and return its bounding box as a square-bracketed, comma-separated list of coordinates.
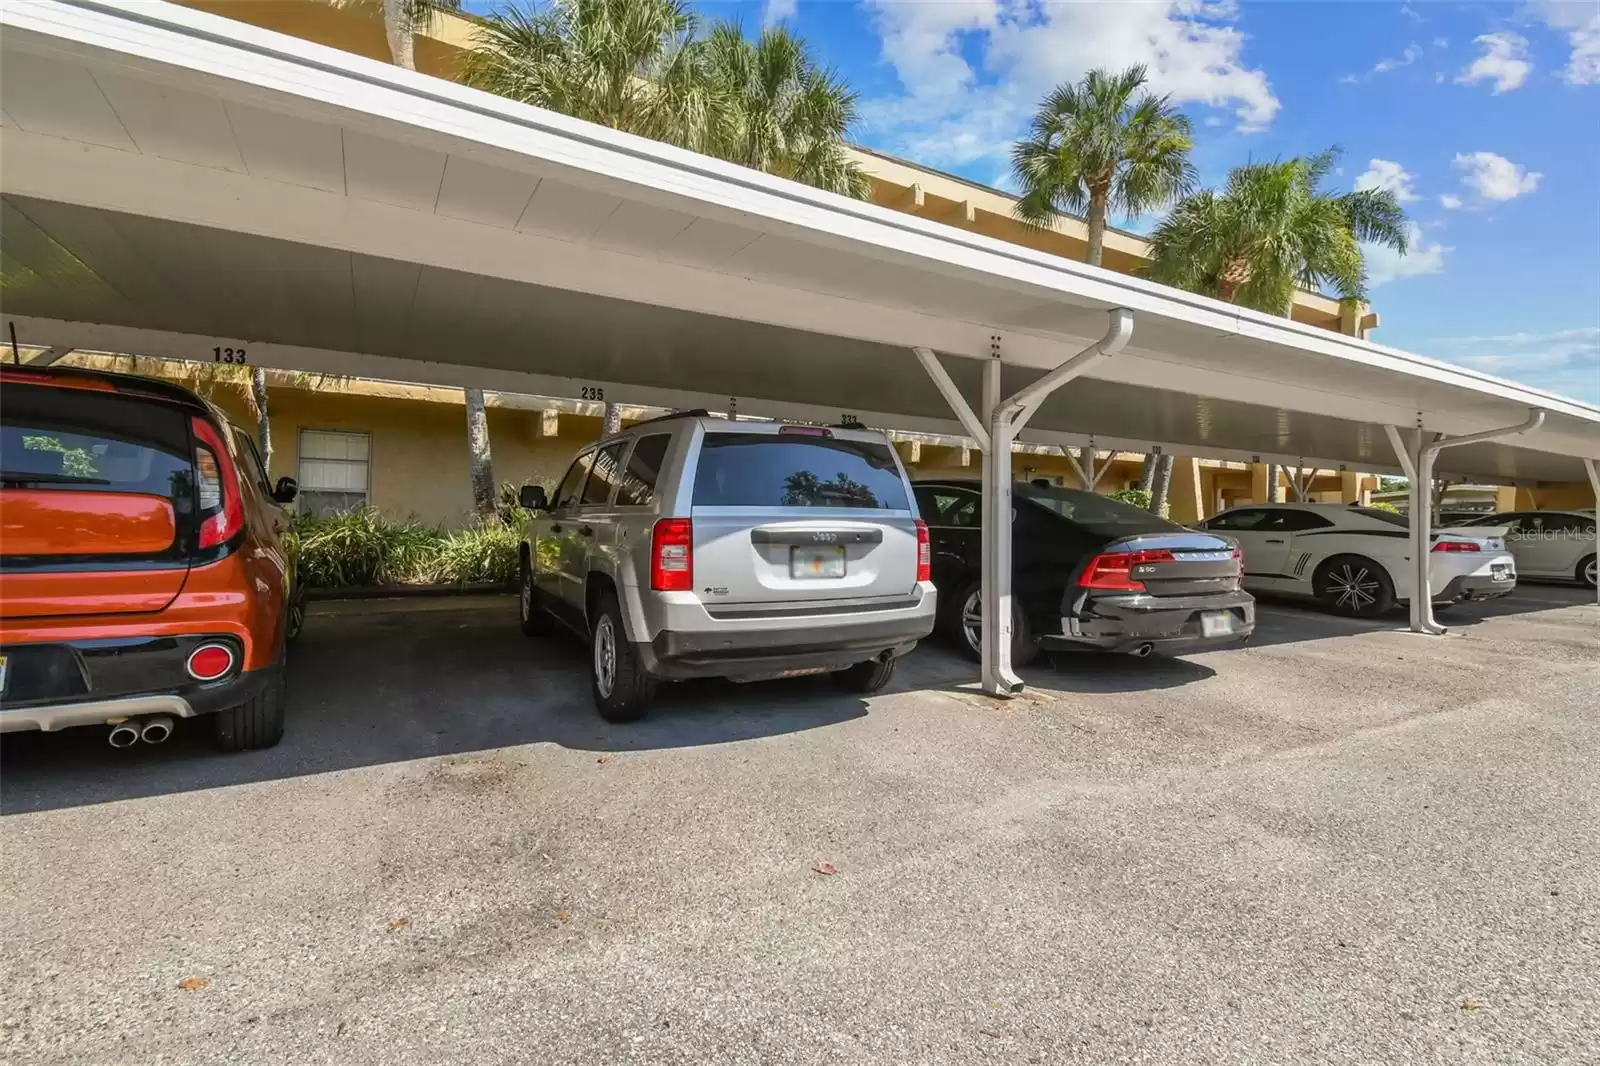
[2, 587, 1597, 1064]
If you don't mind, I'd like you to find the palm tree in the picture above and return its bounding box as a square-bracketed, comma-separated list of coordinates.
[465, 0, 728, 156]
[341, 0, 498, 514]
[702, 23, 870, 198]
[1010, 65, 1196, 269]
[1146, 147, 1410, 316]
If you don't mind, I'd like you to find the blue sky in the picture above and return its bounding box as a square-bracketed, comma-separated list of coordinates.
[468, 1, 1600, 402]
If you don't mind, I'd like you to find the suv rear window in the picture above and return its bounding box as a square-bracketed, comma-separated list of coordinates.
[1016, 484, 1179, 537]
[0, 383, 192, 499]
[692, 432, 909, 510]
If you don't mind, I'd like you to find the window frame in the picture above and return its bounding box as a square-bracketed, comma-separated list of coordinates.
[615, 433, 670, 508]
[231, 426, 273, 498]
[579, 440, 628, 508]
[550, 449, 594, 512]
[296, 427, 371, 514]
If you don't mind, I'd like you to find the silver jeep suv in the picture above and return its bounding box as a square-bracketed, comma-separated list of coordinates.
[516, 412, 937, 720]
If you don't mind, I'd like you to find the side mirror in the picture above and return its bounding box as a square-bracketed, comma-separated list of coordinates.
[518, 484, 548, 511]
[272, 476, 298, 504]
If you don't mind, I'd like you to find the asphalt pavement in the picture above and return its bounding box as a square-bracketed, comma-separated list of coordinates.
[2, 586, 1597, 1064]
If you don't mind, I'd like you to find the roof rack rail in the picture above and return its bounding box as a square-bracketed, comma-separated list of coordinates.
[616, 408, 711, 431]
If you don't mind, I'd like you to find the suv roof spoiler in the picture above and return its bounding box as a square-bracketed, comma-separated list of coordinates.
[0, 363, 210, 412]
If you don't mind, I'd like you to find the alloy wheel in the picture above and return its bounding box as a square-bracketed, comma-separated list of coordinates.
[1327, 563, 1380, 611]
[1585, 557, 1597, 588]
[520, 567, 533, 621]
[961, 589, 983, 654]
[593, 615, 617, 699]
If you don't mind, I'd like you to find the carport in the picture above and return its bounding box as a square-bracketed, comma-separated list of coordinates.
[3, 0, 1598, 696]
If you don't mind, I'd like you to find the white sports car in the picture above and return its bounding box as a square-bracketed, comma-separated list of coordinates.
[1196, 503, 1517, 617]
[1446, 510, 1597, 588]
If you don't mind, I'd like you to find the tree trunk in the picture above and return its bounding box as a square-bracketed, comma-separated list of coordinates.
[1077, 446, 1097, 490]
[1149, 453, 1174, 515]
[1085, 189, 1107, 268]
[602, 401, 622, 436]
[464, 387, 496, 518]
[1137, 452, 1158, 493]
[1267, 463, 1282, 503]
[250, 366, 272, 470]
[381, 0, 414, 70]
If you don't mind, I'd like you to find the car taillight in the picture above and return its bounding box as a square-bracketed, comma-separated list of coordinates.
[1432, 540, 1481, 553]
[1232, 546, 1243, 574]
[1077, 548, 1177, 592]
[186, 643, 235, 681]
[915, 519, 931, 582]
[191, 416, 244, 550]
[651, 518, 693, 591]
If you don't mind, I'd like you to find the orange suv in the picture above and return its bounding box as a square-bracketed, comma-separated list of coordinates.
[0, 365, 302, 751]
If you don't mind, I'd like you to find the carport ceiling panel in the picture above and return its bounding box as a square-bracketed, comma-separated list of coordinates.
[0, 52, 137, 151]
[225, 100, 346, 194]
[342, 130, 449, 211]
[515, 179, 624, 243]
[91, 70, 249, 174]
[433, 156, 541, 229]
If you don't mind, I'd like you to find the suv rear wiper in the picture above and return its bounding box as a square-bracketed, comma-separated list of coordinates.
[1, 470, 112, 486]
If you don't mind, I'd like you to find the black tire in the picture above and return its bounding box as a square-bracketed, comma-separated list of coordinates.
[1312, 555, 1396, 617]
[950, 580, 1041, 667]
[518, 556, 551, 637]
[589, 590, 656, 722]
[834, 656, 898, 694]
[212, 674, 286, 752]
[1579, 554, 1597, 590]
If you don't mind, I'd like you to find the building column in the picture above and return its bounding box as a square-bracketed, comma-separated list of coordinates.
[1339, 470, 1367, 505]
[1167, 457, 1204, 525]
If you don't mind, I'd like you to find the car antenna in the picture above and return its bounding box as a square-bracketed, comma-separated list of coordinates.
[7, 322, 18, 365]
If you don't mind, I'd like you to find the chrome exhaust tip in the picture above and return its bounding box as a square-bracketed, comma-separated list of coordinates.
[1129, 642, 1155, 658]
[108, 721, 142, 748]
[140, 716, 174, 745]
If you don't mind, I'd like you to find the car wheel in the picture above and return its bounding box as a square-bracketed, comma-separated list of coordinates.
[518, 557, 551, 637]
[213, 674, 286, 752]
[1312, 555, 1396, 617]
[834, 656, 897, 694]
[1579, 554, 1597, 589]
[589, 591, 655, 722]
[952, 581, 1040, 667]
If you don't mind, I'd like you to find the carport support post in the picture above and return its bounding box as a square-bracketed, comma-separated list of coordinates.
[914, 310, 1134, 696]
[1388, 411, 1547, 635]
[1587, 459, 1600, 606]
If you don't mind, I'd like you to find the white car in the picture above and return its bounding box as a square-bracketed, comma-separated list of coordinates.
[1196, 503, 1517, 617]
[1446, 510, 1597, 588]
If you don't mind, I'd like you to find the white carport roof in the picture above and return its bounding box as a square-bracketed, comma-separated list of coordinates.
[3, 0, 1598, 485]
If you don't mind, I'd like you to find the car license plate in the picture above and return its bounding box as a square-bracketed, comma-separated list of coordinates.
[1200, 610, 1237, 638]
[791, 545, 845, 579]
[1491, 563, 1512, 581]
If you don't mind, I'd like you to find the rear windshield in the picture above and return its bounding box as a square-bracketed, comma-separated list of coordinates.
[0, 384, 192, 499]
[692, 432, 909, 510]
[1349, 506, 1410, 527]
[1016, 484, 1180, 537]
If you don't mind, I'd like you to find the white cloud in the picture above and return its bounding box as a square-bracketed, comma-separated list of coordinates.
[1456, 32, 1533, 92]
[1530, 1, 1600, 84]
[1428, 327, 1600, 399]
[1400, 3, 1424, 23]
[1439, 193, 1464, 210]
[1354, 158, 1420, 203]
[1364, 222, 1449, 287]
[1374, 44, 1423, 73]
[1433, 37, 1449, 49]
[762, 0, 796, 27]
[860, 0, 1279, 169]
[1452, 151, 1543, 201]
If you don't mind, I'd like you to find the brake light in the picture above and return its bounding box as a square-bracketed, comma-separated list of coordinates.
[1232, 546, 1243, 574]
[1432, 540, 1481, 553]
[651, 518, 693, 591]
[1077, 548, 1177, 591]
[915, 519, 931, 582]
[191, 416, 244, 550]
[778, 425, 833, 437]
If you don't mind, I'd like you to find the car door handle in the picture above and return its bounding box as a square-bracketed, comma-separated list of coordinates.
[579, 525, 594, 537]
[1264, 538, 1286, 544]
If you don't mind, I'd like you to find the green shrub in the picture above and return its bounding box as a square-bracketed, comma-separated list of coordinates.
[1368, 500, 1402, 514]
[1108, 487, 1152, 510]
[291, 506, 520, 589]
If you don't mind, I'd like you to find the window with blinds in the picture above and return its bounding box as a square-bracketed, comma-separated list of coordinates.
[298, 429, 370, 516]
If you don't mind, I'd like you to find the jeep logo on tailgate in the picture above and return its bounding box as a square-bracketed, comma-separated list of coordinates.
[811, 532, 837, 543]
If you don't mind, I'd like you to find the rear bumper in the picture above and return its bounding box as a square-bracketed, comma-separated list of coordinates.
[1435, 572, 1517, 603]
[1044, 588, 1256, 655]
[0, 635, 274, 734]
[635, 588, 937, 682]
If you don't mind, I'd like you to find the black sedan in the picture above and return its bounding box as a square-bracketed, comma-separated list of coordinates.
[911, 479, 1255, 664]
